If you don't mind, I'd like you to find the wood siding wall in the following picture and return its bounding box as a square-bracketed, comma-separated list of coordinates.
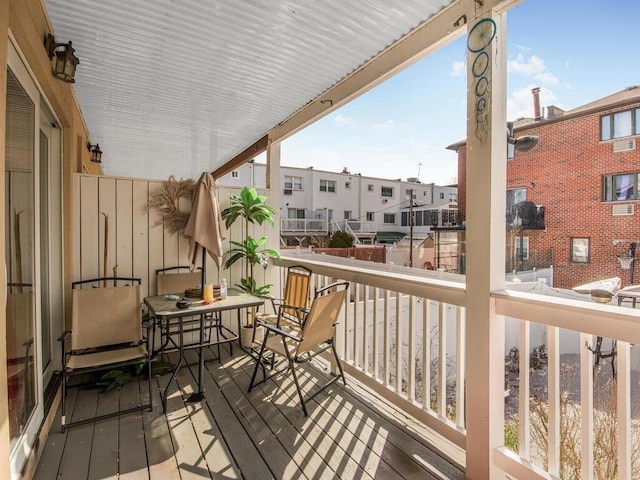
[72, 174, 272, 303]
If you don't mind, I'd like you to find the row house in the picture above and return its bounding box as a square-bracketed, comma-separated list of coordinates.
[450, 86, 640, 289]
[220, 162, 457, 246]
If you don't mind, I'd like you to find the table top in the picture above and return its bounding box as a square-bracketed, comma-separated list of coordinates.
[144, 288, 264, 318]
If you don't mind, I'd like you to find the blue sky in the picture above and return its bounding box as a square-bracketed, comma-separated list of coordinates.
[263, 0, 640, 185]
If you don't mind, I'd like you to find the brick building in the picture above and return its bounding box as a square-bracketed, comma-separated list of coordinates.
[449, 86, 640, 289]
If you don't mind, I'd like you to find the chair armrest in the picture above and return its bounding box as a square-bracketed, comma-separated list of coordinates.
[58, 330, 71, 342]
[256, 320, 302, 342]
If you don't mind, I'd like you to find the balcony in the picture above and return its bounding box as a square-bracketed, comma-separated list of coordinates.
[280, 218, 328, 235]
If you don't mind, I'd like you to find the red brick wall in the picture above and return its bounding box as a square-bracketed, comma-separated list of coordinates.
[456, 101, 640, 289]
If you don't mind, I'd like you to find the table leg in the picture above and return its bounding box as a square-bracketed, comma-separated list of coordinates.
[162, 316, 184, 413]
[187, 313, 206, 402]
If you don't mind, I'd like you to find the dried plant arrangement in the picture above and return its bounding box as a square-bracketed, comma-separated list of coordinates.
[148, 176, 195, 234]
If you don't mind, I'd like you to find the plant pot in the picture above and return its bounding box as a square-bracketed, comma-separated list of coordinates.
[253, 325, 265, 345]
[241, 325, 255, 349]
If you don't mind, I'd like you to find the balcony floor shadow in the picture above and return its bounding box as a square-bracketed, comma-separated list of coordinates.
[34, 347, 465, 479]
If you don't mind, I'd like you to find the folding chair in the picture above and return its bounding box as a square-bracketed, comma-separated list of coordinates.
[59, 277, 152, 431]
[155, 266, 229, 359]
[249, 281, 349, 416]
[254, 264, 312, 334]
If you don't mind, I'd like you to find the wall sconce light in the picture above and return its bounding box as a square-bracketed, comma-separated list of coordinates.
[45, 34, 80, 83]
[87, 142, 102, 163]
[507, 121, 539, 153]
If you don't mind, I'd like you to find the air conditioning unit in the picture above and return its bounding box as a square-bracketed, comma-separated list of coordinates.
[283, 189, 292, 195]
[613, 138, 636, 153]
[613, 204, 634, 216]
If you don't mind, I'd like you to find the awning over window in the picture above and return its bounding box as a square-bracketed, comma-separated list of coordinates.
[375, 232, 406, 243]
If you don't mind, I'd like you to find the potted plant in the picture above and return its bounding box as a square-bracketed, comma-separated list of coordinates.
[221, 187, 280, 347]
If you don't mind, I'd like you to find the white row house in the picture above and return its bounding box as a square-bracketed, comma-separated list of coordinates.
[220, 162, 457, 245]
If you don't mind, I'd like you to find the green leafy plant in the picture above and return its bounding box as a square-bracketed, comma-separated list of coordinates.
[329, 230, 355, 248]
[221, 187, 280, 297]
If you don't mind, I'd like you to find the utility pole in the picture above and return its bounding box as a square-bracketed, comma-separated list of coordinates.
[409, 189, 414, 268]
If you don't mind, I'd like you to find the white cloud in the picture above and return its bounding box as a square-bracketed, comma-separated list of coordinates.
[373, 120, 396, 131]
[513, 43, 530, 52]
[507, 85, 559, 120]
[508, 54, 558, 85]
[334, 114, 354, 126]
[451, 61, 465, 77]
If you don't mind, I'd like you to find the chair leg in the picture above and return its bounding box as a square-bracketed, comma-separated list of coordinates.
[289, 359, 308, 416]
[147, 357, 153, 412]
[61, 372, 67, 433]
[249, 338, 269, 392]
[331, 343, 347, 385]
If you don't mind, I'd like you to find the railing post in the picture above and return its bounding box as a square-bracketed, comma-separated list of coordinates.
[464, 11, 507, 479]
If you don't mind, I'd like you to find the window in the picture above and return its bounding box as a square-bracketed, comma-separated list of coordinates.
[439, 192, 445, 199]
[231, 171, 239, 178]
[381, 186, 393, 197]
[450, 194, 458, 202]
[284, 175, 303, 190]
[288, 208, 305, 219]
[366, 211, 374, 221]
[601, 107, 640, 141]
[344, 210, 351, 220]
[602, 172, 640, 201]
[383, 213, 396, 224]
[319, 179, 336, 192]
[507, 187, 527, 212]
[515, 237, 529, 260]
[571, 237, 590, 264]
[405, 189, 416, 200]
[367, 184, 374, 192]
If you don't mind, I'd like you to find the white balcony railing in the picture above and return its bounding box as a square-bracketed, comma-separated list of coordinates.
[280, 218, 328, 234]
[273, 253, 640, 479]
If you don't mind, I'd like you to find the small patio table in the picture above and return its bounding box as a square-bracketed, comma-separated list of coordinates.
[144, 289, 264, 412]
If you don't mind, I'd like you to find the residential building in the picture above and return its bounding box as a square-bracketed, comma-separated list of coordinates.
[220, 163, 457, 246]
[449, 86, 640, 288]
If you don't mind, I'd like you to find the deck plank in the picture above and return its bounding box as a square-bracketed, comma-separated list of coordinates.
[164, 368, 211, 480]
[35, 346, 465, 480]
[205, 354, 306, 480]
[175, 377, 243, 479]
[57, 387, 99, 479]
[229, 354, 381, 480]
[87, 387, 120, 480]
[195, 354, 276, 479]
[143, 377, 181, 480]
[119, 378, 150, 479]
[33, 387, 78, 480]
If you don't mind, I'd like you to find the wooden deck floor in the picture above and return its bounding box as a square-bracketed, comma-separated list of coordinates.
[34, 348, 465, 480]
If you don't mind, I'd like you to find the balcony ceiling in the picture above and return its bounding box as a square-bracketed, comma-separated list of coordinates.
[45, 0, 456, 180]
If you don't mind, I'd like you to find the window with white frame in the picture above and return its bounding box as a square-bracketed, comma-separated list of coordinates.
[319, 179, 336, 193]
[383, 213, 396, 224]
[288, 208, 305, 219]
[366, 211, 374, 221]
[231, 171, 239, 178]
[515, 236, 529, 260]
[439, 192, 445, 199]
[381, 186, 393, 197]
[367, 184, 374, 192]
[571, 237, 590, 264]
[602, 172, 640, 201]
[284, 175, 303, 190]
[344, 210, 351, 220]
[601, 108, 640, 141]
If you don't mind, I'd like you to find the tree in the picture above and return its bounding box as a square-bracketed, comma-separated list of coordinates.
[329, 231, 355, 248]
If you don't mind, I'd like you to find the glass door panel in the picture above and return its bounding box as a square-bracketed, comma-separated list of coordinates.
[5, 68, 37, 449]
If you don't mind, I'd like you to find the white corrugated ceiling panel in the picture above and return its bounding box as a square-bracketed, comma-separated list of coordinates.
[45, 0, 454, 180]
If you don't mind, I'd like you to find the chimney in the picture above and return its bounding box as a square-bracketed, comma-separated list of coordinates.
[531, 87, 542, 120]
